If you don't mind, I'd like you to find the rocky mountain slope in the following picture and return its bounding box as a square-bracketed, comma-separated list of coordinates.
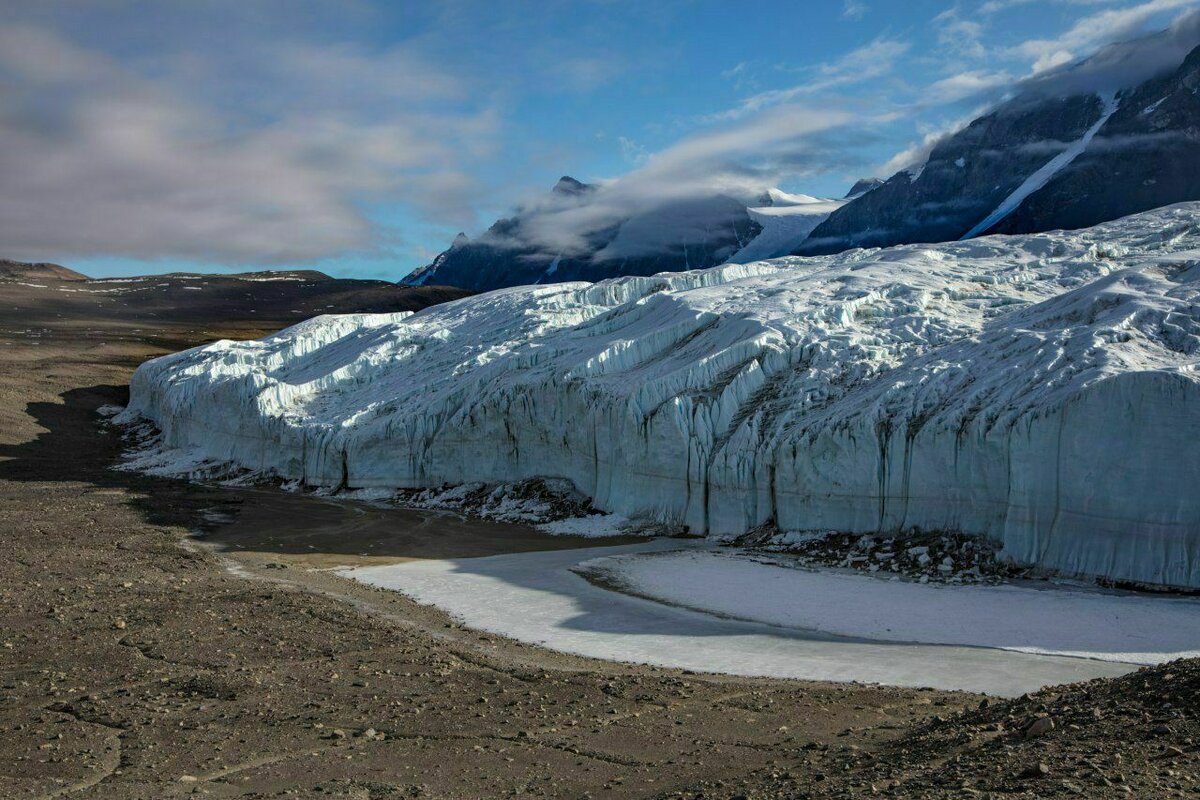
[121, 203, 1200, 589]
[799, 27, 1200, 254]
[0, 258, 88, 282]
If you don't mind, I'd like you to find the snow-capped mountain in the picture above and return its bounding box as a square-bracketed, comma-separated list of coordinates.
[122, 203, 1200, 589]
[404, 176, 762, 291]
[798, 24, 1200, 255]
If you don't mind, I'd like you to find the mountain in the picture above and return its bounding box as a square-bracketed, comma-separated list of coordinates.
[798, 30, 1200, 255]
[404, 176, 763, 291]
[0, 259, 88, 282]
[6, 264, 469, 326]
[843, 178, 883, 198]
[125, 203, 1200, 590]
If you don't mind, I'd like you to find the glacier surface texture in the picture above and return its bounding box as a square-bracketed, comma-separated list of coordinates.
[122, 205, 1200, 588]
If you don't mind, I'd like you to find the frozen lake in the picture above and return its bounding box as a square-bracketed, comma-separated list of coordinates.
[337, 540, 1197, 696]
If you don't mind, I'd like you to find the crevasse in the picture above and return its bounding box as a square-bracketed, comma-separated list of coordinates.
[121, 204, 1200, 588]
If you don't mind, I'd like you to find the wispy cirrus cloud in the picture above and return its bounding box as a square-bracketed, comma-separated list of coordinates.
[843, 0, 869, 20]
[713, 37, 912, 121]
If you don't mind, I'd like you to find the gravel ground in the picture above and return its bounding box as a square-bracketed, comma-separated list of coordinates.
[0, 273, 1193, 799]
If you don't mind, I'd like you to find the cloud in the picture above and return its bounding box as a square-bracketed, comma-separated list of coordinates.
[875, 115, 974, 177]
[980, 0, 1125, 13]
[1009, 0, 1199, 75]
[718, 37, 912, 120]
[933, 8, 988, 59]
[925, 70, 1015, 104]
[1017, 4, 1200, 95]
[843, 0, 869, 20]
[873, 3, 1200, 176]
[0, 15, 498, 265]
[484, 104, 865, 258]
[618, 136, 649, 165]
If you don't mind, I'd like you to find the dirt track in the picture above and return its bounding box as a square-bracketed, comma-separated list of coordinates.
[1, 277, 1195, 799]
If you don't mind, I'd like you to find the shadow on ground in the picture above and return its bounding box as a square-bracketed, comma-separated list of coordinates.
[0, 384, 639, 562]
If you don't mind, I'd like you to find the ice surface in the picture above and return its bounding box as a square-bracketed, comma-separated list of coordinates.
[341, 541, 1136, 696]
[581, 549, 1200, 664]
[121, 204, 1200, 588]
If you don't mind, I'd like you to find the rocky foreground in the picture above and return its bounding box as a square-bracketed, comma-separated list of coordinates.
[738, 659, 1200, 799]
[0, 265, 1195, 798]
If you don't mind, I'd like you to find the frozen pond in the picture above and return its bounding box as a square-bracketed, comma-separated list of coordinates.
[337, 540, 1188, 696]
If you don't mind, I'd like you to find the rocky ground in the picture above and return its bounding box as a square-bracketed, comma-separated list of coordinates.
[0, 274, 1195, 799]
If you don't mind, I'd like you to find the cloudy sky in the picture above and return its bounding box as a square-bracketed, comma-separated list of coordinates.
[2, 0, 1197, 279]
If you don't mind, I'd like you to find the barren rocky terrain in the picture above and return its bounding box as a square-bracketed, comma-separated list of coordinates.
[0, 272, 1196, 799]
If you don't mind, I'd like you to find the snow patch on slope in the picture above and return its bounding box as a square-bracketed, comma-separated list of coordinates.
[121, 205, 1200, 588]
[962, 93, 1120, 239]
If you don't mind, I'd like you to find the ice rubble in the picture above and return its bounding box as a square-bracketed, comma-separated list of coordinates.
[121, 204, 1200, 588]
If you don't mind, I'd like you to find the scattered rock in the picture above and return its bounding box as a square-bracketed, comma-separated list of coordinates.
[1025, 716, 1055, 738]
[747, 528, 1027, 585]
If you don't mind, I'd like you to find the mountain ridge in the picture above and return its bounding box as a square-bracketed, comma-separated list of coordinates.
[796, 35, 1200, 255]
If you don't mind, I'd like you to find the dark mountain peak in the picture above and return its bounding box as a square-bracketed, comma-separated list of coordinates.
[552, 176, 592, 197]
[796, 25, 1200, 258]
[845, 178, 884, 198]
[407, 187, 761, 292]
[451, 232, 469, 249]
[1181, 40, 1200, 71]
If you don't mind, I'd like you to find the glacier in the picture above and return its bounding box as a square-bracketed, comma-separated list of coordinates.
[729, 191, 847, 264]
[120, 204, 1200, 588]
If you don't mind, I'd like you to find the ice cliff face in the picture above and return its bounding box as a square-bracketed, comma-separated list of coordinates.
[123, 205, 1200, 588]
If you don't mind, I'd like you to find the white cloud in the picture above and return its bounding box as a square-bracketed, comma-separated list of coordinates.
[875, 110, 980, 176]
[843, 0, 869, 20]
[0, 21, 497, 264]
[933, 8, 988, 59]
[1018, 4, 1200, 94]
[494, 104, 862, 257]
[718, 37, 912, 120]
[925, 69, 1015, 103]
[618, 136, 649, 165]
[1009, 0, 1199, 74]
[980, 0, 1124, 14]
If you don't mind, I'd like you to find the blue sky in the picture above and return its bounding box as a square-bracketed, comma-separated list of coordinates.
[2, 0, 1197, 279]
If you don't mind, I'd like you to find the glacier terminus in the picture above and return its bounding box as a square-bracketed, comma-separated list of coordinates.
[121, 204, 1200, 590]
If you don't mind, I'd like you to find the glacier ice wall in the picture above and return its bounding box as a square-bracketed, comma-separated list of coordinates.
[122, 205, 1200, 588]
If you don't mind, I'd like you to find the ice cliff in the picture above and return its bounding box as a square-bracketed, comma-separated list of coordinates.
[121, 205, 1200, 588]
